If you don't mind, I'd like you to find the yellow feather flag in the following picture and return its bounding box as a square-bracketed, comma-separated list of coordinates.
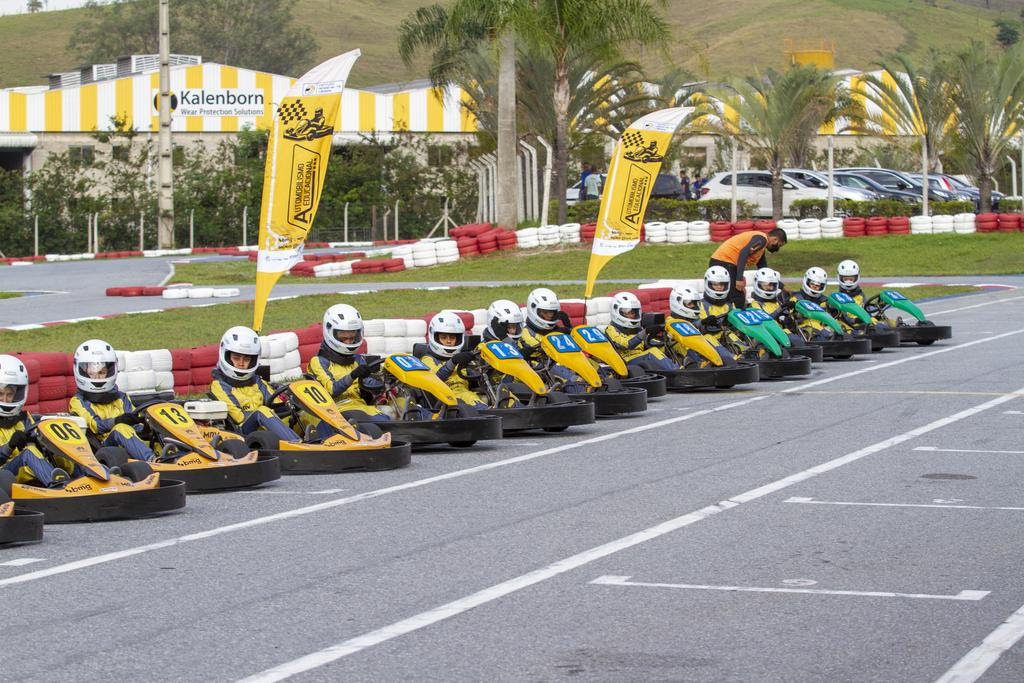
[252, 50, 361, 332]
[584, 107, 690, 298]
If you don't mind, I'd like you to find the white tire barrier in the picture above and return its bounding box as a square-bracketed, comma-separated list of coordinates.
[820, 217, 843, 239]
[910, 215, 933, 235]
[516, 227, 540, 249]
[931, 215, 954, 234]
[954, 212, 976, 234]
[778, 218, 800, 241]
[645, 221, 668, 243]
[666, 221, 689, 243]
[798, 218, 821, 240]
[688, 220, 711, 243]
[538, 225, 560, 246]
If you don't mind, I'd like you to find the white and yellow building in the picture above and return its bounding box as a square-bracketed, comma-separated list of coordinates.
[0, 54, 477, 172]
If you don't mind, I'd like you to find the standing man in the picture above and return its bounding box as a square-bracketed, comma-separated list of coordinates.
[584, 166, 603, 201]
[580, 163, 592, 191]
[707, 228, 788, 307]
[680, 170, 692, 200]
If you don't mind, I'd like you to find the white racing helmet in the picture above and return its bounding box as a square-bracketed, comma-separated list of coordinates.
[704, 266, 732, 301]
[669, 287, 701, 320]
[753, 267, 781, 300]
[526, 287, 561, 331]
[611, 292, 642, 329]
[837, 259, 860, 291]
[0, 354, 29, 417]
[74, 339, 118, 394]
[323, 303, 363, 355]
[428, 312, 466, 358]
[802, 267, 828, 297]
[486, 299, 524, 341]
[218, 326, 261, 382]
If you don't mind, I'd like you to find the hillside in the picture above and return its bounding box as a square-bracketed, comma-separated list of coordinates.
[0, 0, 1009, 89]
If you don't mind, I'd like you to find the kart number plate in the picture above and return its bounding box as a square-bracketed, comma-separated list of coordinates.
[39, 419, 87, 446]
[548, 334, 581, 353]
[486, 342, 523, 360]
[575, 326, 608, 343]
[798, 301, 824, 312]
[734, 310, 764, 326]
[391, 355, 430, 371]
[748, 309, 772, 322]
[884, 290, 907, 300]
[831, 292, 854, 304]
[670, 321, 700, 336]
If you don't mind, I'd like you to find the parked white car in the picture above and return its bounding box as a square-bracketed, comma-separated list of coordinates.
[699, 171, 866, 216]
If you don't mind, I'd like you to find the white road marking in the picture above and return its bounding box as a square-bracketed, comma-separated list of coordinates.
[3, 327, 1022, 591]
[250, 489, 348, 495]
[1002, 410, 1024, 415]
[238, 388, 1022, 683]
[926, 294, 1024, 316]
[914, 446, 1024, 455]
[795, 390, 1013, 397]
[785, 497, 1024, 512]
[588, 575, 990, 601]
[934, 602, 1024, 683]
[0, 558, 45, 568]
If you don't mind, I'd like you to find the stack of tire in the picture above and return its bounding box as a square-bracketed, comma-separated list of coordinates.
[295, 324, 322, 371]
[115, 350, 174, 401]
[954, 213, 976, 234]
[581, 223, 597, 241]
[161, 287, 240, 299]
[644, 222, 668, 243]
[778, 218, 800, 241]
[185, 344, 219, 394]
[887, 216, 910, 235]
[360, 318, 428, 356]
[818, 217, 842, 239]
[105, 286, 167, 297]
[585, 297, 613, 327]
[556, 300, 588, 327]
[710, 221, 733, 242]
[259, 332, 302, 384]
[866, 216, 890, 236]
[496, 229, 519, 250]
[457, 235, 480, 257]
[352, 259, 405, 274]
[665, 221, 688, 243]
[975, 213, 998, 233]
[842, 217, 866, 237]
[516, 227, 540, 248]
[538, 225, 561, 247]
[688, 220, 711, 243]
[433, 239, 459, 264]
[910, 216, 933, 235]
[931, 215, 955, 234]
[558, 223, 581, 244]
[997, 213, 1021, 232]
[754, 219, 776, 233]
[311, 261, 355, 277]
[731, 220, 754, 234]
[797, 219, 821, 240]
[14, 352, 72, 414]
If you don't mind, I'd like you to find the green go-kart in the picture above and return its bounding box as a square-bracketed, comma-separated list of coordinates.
[826, 292, 901, 351]
[723, 309, 812, 379]
[866, 290, 952, 346]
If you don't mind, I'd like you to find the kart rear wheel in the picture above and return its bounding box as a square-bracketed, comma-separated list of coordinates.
[544, 426, 569, 433]
[219, 439, 250, 459]
[916, 340, 937, 346]
[246, 432, 281, 451]
[122, 460, 154, 483]
[95, 446, 130, 470]
[448, 441, 477, 448]
[358, 422, 384, 439]
[0, 470, 13, 497]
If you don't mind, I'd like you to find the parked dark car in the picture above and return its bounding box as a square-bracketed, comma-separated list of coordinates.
[833, 172, 921, 204]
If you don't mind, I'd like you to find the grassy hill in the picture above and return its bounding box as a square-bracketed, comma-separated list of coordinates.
[0, 0, 1010, 89]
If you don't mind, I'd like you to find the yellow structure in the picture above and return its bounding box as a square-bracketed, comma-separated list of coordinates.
[784, 39, 836, 70]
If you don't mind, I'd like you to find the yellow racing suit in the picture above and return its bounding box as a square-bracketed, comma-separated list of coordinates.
[418, 349, 487, 408]
[603, 323, 677, 371]
[69, 390, 156, 461]
[0, 412, 67, 485]
[308, 345, 387, 422]
[208, 369, 304, 442]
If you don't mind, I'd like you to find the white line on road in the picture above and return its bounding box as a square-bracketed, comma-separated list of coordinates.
[238, 387, 1023, 683]
[926, 294, 1024, 317]
[785, 497, 1024, 512]
[0, 558, 44, 568]
[1003, 410, 1024, 415]
[3, 326, 1022, 591]
[934, 602, 1024, 683]
[250, 489, 348, 495]
[914, 446, 1024, 455]
[589, 575, 989, 601]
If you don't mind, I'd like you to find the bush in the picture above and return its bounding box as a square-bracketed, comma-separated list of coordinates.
[999, 198, 1021, 211]
[559, 198, 758, 224]
[789, 198, 975, 219]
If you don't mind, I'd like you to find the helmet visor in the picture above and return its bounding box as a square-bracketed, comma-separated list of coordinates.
[333, 328, 363, 346]
[78, 361, 117, 381]
[839, 275, 857, 285]
[621, 307, 639, 320]
[0, 383, 26, 405]
[759, 280, 778, 292]
[538, 308, 559, 321]
[434, 331, 463, 348]
[226, 351, 258, 370]
[807, 280, 825, 294]
[505, 321, 522, 338]
[710, 281, 728, 292]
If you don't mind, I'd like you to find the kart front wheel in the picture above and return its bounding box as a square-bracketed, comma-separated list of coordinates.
[122, 460, 154, 483]
[218, 439, 250, 459]
[95, 446, 130, 470]
[916, 340, 937, 346]
[448, 441, 477, 448]
[246, 432, 281, 451]
[0, 470, 13, 497]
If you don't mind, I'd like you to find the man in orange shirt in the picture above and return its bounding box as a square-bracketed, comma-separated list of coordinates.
[708, 228, 787, 307]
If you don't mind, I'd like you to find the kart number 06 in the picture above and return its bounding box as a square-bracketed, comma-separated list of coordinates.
[48, 422, 83, 442]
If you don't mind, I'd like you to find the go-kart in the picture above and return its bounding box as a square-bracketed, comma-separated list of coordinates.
[527, 331, 647, 416]
[103, 400, 282, 492]
[461, 337, 595, 433]
[229, 380, 411, 472]
[866, 290, 952, 346]
[747, 306, 824, 363]
[357, 353, 503, 448]
[722, 309, 813, 379]
[8, 416, 185, 523]
[651, 316, 760, 389]
[569, 325, 667, 399]
[827, 292, 901, 351]
[791, 300, 873, 359]
[0, 475, 44, 544]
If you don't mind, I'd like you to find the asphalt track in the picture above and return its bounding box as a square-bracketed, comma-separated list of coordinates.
[2, 288, 1024, 682]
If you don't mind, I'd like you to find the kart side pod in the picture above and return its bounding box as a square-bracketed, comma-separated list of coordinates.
[570, 326, 628, 377]
[478, 341, 547, 395]
[539, 333, 602, 388]
[664, 321, 724, 366]
[385, 354, 459, 406]
[726, 309, 783, 357]
[794, 300, 845, 335]
[827, 292, 873, 324]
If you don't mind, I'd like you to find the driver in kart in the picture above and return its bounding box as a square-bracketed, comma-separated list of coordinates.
[0, 354, 69, 487]
[748, 268, 792, 322]
[518, 288, 588, 392]
[68, 339, 157, 462]
[604, 292, 679, 372]
[481, 299, 524, 344]
[308, 304, 390, 424]
[790, 267, 837, 340]
[418, 312, 487, 409]
[697, 266, 746, 351]
[208, 326, 312, 443]
[666, 286, 737, 367]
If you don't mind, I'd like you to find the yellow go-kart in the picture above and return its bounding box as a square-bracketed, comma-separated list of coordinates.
[570, 325, 668, 398]
[228, 379, 412, 472]
[357, 354, 503, 448]
[651, 317, 761, 389]
[462, 337, 595, 433]
[0, 475, 44, 544]
[7, 416, 185, 523]
[98, 401, 282, 492]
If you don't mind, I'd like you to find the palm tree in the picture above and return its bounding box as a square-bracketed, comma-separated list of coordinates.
[699, 65, 853, 220]
[850, 50, 956, 173]
[948, 41, 1024, 212]
[398, 3, 520, 230]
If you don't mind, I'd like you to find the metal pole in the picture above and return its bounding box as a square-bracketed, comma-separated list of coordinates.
[515, 150, 525, 223]
[394, 200, 400, 241]
[33, 215, 38, 257]
[827, 136, 835, 219]
[537, 136, 553, 226]
[1019, 133, 1023, 217]
[139, 212, 145, 251]
[242, 205, 248, 247]
[343, 202, 349, 242]
[520, 140, 539, 221]
[921, 134, 928, 216]
[729, 137, 737, 223]
[1008, 156, 1018, 199]
[93, 212, 99, 253]
[86, 213, 92, 254]
[157, 0, 174, 248]
[189, 209, 194, 249]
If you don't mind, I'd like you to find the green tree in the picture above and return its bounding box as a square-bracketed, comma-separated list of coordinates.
[948, 41, 1024, 212]
[26, 1, 44, 13]
[850, 50, 957, 172]
[70, 0, 316, 76]
[995, 19, 1020, 48]
[700, 65, 853, 220]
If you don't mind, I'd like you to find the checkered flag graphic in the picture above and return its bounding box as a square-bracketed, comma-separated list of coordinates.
[278, 101, 308, 125]
[620, 131, 646, 148]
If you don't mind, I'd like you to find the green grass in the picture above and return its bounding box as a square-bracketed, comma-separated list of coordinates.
[171, 233, 1024, 290]
[0, 1, 1006, 89]
[0, 282, 977, 353]
[0, 292, 23, 299]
